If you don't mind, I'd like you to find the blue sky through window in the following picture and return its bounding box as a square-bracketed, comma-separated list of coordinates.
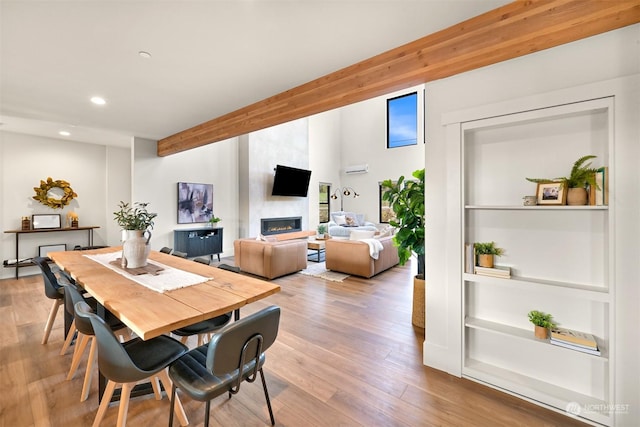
[387, 92, 417, 148]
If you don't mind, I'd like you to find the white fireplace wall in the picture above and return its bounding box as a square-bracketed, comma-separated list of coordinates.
[238, 118, 309, 238]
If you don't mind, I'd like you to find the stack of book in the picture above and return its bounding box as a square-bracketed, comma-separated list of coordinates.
[550, 327, 601, 356]
[474, 265, 511, 279]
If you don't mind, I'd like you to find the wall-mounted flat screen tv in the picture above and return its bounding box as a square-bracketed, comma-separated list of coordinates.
[271, 165, 312, 197]
[177, 182, 214, 224]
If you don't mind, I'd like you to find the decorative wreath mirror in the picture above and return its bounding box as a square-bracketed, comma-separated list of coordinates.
[33, 177, 77, 209]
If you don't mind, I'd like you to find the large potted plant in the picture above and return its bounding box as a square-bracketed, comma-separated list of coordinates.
[526, 155, 599, 205]
[114, 201, 157, 268]
[381, 168, 425, 328]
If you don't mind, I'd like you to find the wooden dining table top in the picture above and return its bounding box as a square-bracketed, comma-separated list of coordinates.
[49, 247, 280, 340]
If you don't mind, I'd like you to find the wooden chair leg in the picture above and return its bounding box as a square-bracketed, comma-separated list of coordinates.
[157, 369, 189, 427]
[60, 319, 76, 355]
[42, 298, 63, 344]
[150, 376, 162, 400]
[116, 382, 133, 427]
[93, 379, 116, 427]
[67, 334, 90, 380]
[80, 337, 97, 402]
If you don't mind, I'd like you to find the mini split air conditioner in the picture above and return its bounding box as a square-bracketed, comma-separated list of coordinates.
[344, 164, 369, 174]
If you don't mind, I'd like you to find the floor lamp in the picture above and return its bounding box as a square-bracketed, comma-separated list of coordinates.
[331, 187, 359, 211]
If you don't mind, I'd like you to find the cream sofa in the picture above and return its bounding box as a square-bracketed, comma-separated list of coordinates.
[233, 238, 307, 279]
[325, 235, 399, 278]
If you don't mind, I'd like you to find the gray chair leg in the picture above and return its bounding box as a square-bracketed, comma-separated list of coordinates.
[260, 369, 275, 425]
[204, 400, 211, 427]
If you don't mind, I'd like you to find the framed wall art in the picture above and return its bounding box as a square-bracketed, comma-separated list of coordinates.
[177, 182, 214, 224]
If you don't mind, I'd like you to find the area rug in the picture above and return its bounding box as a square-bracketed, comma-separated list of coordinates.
[300, 262, 350, 282]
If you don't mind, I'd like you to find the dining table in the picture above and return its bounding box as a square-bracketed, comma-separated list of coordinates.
[49, 246, 281, 401]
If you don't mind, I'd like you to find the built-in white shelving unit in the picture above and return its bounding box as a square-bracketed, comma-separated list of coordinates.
[460, 97, 614, 426]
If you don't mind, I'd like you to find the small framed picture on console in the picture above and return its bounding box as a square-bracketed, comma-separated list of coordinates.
[32, 214, 62, 229]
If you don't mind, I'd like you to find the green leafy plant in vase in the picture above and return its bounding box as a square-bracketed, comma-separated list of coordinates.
[474, 241, 505, 268]
[526, 155, 600, 205]
[114, 201, 157, 268]
[528, 310, 556, 339]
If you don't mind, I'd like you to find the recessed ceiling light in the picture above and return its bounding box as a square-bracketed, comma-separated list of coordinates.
[138, 51, 152, 59]
[59, 131, 71, 136]
[91, 96, 106, 105]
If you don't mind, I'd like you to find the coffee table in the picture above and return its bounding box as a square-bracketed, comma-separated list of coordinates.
[307, 238, 326, 262]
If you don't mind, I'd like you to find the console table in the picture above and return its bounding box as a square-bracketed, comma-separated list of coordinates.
[4, 226, 99, 279]
[174, 227, 223, 261]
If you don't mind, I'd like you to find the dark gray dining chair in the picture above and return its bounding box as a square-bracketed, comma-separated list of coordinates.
[75, 301, 190, 426]
[63, 283, 129, 402]
[172, 250, 188, 258]
[168, 305, 281, 427]
[33, 256, 73, 344]
[160, 247, 173, 254]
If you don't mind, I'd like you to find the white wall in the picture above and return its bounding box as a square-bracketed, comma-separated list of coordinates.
[338, 85, 425, 223]
[425, 24, 639, 425]
[132, 136, 240, 255]
[0, 131, 130, 278]
[308, 108, 342, 228]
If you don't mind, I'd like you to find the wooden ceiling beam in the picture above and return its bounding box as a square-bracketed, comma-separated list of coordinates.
[158, 0, 640, 156]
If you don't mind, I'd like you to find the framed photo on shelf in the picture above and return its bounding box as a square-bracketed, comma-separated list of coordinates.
[535, 182, 566, 205]
[32, 214, 62, 229]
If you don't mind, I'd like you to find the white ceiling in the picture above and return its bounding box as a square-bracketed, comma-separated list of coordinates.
[0, 1, 507, 148]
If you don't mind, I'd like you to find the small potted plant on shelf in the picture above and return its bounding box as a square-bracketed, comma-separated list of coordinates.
[526, 154, 600, 205]
[528, 310, 556, 339]
[474, 241, 505, 268]
[316, 223, 328, 239]
[208, 216, 221, 227]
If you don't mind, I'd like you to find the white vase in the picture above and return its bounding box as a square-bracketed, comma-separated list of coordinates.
[122, 230, 152, 268]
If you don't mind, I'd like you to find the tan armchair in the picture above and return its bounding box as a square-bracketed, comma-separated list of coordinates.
[233, 238, 308, 279]
[325, 235, 399, 278]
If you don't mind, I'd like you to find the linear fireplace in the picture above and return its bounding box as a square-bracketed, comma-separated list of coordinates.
[261, 216, 302, 235]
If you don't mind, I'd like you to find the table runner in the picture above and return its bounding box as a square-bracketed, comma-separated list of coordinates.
[84, 251, 211, 293]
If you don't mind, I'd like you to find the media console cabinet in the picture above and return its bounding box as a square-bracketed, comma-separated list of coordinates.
[174, 227, 223, 261]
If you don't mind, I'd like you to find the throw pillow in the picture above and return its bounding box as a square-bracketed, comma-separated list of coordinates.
[345, 214, 358, 227]
[334, 215, 347, 225]
[350, 229, 376, 240]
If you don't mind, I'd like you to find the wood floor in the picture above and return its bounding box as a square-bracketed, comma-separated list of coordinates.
[0, 259, 587, 427]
